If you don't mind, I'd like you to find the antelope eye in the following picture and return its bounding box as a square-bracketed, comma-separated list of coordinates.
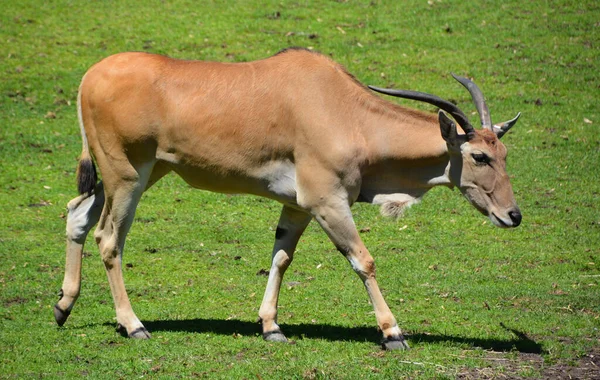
[471, 153, 490, 165]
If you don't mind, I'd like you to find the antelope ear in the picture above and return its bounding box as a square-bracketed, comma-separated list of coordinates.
[493, 112, 521, 139]
[439, 111, 458, 145]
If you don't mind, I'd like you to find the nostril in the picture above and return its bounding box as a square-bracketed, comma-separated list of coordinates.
[508, 210, 522, 226]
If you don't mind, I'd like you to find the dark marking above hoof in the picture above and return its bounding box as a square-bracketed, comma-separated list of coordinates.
[129, 327, 151, 339]
[275, 227, 288, 240]
[54, 305, 71, 327]
[263, 330, 288, 343]
[381, 336, 410, 351]
[116, 323, 127, 336]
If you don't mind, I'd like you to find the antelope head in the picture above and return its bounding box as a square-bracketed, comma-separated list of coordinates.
[369, 74, 522, 228]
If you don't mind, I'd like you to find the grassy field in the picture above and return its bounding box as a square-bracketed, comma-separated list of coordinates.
[1, 0, 599, 378]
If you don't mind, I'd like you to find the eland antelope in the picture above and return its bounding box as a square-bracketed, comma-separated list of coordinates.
[55, 48, 521, 350]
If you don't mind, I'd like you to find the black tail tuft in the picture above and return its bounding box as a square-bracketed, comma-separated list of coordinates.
[76, 158, 97, 194]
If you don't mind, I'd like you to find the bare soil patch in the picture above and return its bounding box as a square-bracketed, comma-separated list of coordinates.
[457, 346, 600, 379]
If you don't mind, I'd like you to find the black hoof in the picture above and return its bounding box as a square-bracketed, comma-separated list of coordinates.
[54, 305, 71, 327]
[128, 327, 151, 339]
[381, 336, 410, 350]
[263, 330, 288, 343]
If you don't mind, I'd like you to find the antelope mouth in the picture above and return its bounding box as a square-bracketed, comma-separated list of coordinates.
[490, 213, 512, 228]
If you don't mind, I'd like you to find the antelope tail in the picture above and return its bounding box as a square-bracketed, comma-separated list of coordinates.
[75, 77, 97, 195]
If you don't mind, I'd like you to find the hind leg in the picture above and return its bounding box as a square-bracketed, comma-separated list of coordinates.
[55, 163, 170, 329]
[93, 162, 171, 338]
[55, 182, 105, 326]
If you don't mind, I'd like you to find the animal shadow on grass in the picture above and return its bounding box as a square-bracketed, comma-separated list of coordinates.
[141, 318, 543, 353]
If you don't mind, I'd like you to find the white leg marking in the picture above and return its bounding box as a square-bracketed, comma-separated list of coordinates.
[66, 188, 105, 243]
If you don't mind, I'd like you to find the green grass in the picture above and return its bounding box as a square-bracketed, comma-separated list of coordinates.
[1, 0, 599, 378]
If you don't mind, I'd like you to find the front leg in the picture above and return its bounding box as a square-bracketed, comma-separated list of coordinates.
[311, 198, 409, 350]
[259, 205, 312, 342]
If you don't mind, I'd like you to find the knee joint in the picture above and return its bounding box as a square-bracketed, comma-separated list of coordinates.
[348, 254, 376, 279]
[97, 235, 119, 267]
